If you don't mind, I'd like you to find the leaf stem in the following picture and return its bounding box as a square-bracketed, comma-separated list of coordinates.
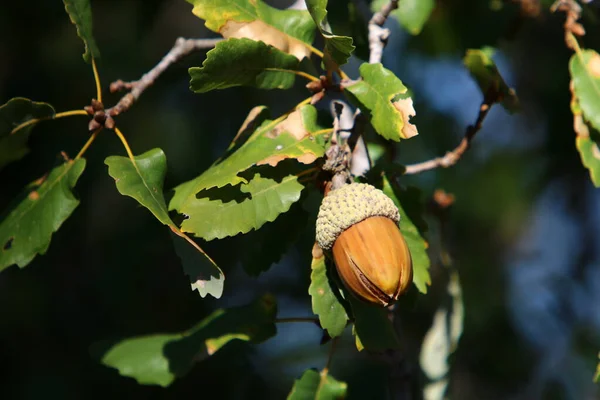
[308, 44, 325, 59]
[92, 58, 102, 103]
[10, 109, 89, 135]
[113, 126, 136, 162]
[75, 128, 102, 160]
[312, 128, 334, 137]
[169, 226, 219, 265]
[294, 70, 321, 82]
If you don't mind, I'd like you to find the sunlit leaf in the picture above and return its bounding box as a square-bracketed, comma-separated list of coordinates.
[189, 38, 301, 93]
[187, 0, 316, 60]
[309, 244, 349, 337]
[105, 149, 224, 298]
[570, 49, 600, 133]
[169, 105, 323, 211]
[595, 353, 600, 383]
[62, 0, 100, 62]
[99, 294, 277, 387]
[344, 63, 418, 141]
[570, 92, 600, 187]
[349, 296, 401, 352]
[306, 0, 355, 70]
[0, 98, 55, 171]
[179, 173, 304, 240]
[371, 0, 435, 35]
[463, 47, 519, 112]
[0, 159, 86, 271]
[382, 175, 430, 293]
[287, 369, 347, 400]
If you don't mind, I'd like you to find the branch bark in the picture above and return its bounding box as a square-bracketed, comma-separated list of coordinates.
[404, 94, 495, 175]
[368, 0, 399, 64]
[107, 37, 222, 117]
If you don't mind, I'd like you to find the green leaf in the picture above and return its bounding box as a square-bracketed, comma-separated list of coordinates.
[62, 0, 100, 63]
[576, 136, 600, 187]
[344, 63, 418, 141]
[0, 98, 55, 171]
[179, 173, 304, 240]
[187, 0, 316, 60]
[327, 1, 369, 61]
[570, 94, 600, 187]
[463, 47, 519, 112]
[371, 0, 435, 35]
[287, 369, 347, 400]
[0, 159, 86, 271]
[306, 0, 355, 70]
[169, 105, 323, 213]
[100, 294, 277, 387]
[105, 149, 224, 298]
[171, 232, 224, 299]
[595, 353, 600, 383]
[309, 246, 349, 337]
[382, 175, 431, 293]
[189, 38, 301, 93]
[349, 296, 401, 352]
[105, 149, 173, 226]
[570, 49, 600, 133]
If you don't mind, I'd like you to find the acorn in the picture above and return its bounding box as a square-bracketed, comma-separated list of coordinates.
[316, 183, 413, 307]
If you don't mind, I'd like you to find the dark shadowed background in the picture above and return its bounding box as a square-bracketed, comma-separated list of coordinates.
[1, 0, 599, 399]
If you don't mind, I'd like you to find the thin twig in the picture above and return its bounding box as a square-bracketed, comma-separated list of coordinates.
[368, 0, 399, 64]
[106, 37, 222, 117]
[323, 337, 339, 374]
[404, 93, 496, 175]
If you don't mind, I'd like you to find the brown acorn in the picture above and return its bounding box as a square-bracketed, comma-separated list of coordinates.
[316, 183, 413, 307]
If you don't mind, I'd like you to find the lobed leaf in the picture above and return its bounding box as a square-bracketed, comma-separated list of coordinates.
[99, 294, 277, 387]
[344, 63, 418, 141]
[371, 0, 435, 35]
[169, 105, 323, 214]
[189, 38, 301, 93]
[463, 47, 519, 112]
[179, 173, 304, 240]
[105, 149, 173, 226]
[187, 0, 316, 60]
[382, 176, 430, 293]
[306, 0, 355, 70]
[0, 159, 86, 271]
[287, 369, 347, 400]
[570, 49, 600, 133]
[62, 0, 100, 63]
[570, 94, 600, 187]
[308, 244, 349, 338]
[105, 149, 224, 298]
[0, 98, 55, 171]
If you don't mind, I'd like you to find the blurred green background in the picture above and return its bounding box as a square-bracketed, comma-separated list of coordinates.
[1, 0, 600, 399]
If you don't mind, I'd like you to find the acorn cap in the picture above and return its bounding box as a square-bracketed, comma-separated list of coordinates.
[316, 183, 400, 250]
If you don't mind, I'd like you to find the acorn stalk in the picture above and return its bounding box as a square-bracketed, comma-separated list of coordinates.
[316, 183, 413, 307]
